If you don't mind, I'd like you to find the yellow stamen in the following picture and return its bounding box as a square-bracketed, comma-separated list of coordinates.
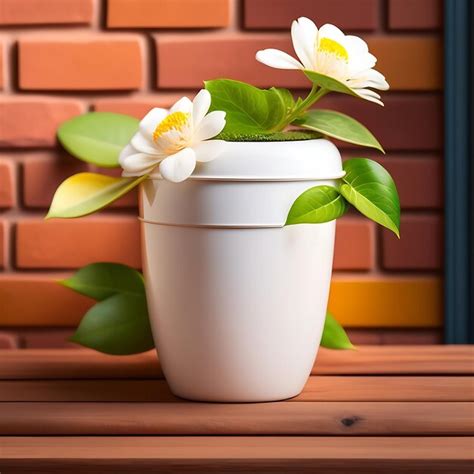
[318, 38, 349, 61]
[153, 111, 189, 142]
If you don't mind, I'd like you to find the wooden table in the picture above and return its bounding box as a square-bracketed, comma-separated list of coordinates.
[0, 346, 473, 473]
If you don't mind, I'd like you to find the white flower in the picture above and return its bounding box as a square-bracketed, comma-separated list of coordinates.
[256, 17, 389, 105]
[119, 89, 226, 182]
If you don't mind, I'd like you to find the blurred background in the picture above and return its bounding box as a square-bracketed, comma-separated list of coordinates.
[0, 0, 443, 348]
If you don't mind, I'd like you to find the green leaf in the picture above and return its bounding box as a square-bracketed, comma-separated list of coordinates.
[58, 112, 139, 168]
[340, 158, 400, 237]
[61, 263, 144, 301]
[70, 293, 154, 355]
[321, 312, 355, 350]
[46, 172, 146, 219]
[285, 185, 347, 225]
[304, 70, 359, 97]
[294, 109, 384, 153]
[205, 79, 289, 133]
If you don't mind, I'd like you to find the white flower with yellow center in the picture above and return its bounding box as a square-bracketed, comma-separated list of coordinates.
[256, 17, 389, 105]
[119, 90, 226, 182]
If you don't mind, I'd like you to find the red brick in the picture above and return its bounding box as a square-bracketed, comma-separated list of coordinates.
[0, 0, 93, 24]
[0, 99, 84, 147]
[20, 329, 77, 349]
[94, 95, 183, 119]
[19, 36, 143, 90]
[346, 329, 382, 345]
[22, 152, 88, 208]
[380, 329, 443, 344]
[382, 214, 443, 270]
[381, 156, 443, 209]
[155, 35, 441, 91]
[107, 0, 229, 28]
[388, 0, 442, 30]
[334, 218, 374, 270]
[321, 95, 442, 151]
[0, 275, 93, 326]
[0, 160, 15, 208]
[16, 218, 141, 269]
[0, 332, 20, 349]
[244, 0, 378, 31]
[0, 220, 6, 269]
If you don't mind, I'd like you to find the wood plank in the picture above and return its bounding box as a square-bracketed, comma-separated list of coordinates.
[0, 377, 472, 402]
[0, 401, 472, 435]
[0, 346, 472, 380]
[1, 436, 473, 473]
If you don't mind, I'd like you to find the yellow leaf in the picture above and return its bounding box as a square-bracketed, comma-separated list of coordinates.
[46, 172, 146, 219]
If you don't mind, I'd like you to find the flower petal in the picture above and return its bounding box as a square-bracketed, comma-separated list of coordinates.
[170, 96, 193, 114]
[354, 88, 384, 106]
[139, 107, 168, 137]
[121, 151, 160, 177]
[318, 23, 346, 45]
[159, 147, 196, 183]
[291, 17, 318, 70]
[348, 68, 389, 91]
[131, 132, 160, 155]
[192, 89, 211, 128]
[194, 139, 227, 163]
[194, 111, 226, 142]
[256, 48, 303, 70]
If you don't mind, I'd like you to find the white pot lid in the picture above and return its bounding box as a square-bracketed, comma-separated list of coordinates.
[153, 138, 344, 182]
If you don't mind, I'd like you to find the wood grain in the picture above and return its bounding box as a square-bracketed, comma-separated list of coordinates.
[1, 436, 473, 473]
[0, 346, 472, 380]
[0, 401, 472, 435]
[1, 376, 472, 402]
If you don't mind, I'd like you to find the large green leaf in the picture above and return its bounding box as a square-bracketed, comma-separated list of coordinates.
[294, 109, 383, 152]
[61, 263, 144, 301]
[46, 172, 146, 219]
[70, 293, 154, 355]
[321, 312, 355, 350]
[286, 185, 347, 225]
[205, 79, 291, 133]
[340, 158, 400, 237]
[58, 112, 139, 168]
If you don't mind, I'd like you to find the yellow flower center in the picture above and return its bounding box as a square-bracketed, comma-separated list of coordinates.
[317, 38, 349, 62]
[152, 111, 189, 142]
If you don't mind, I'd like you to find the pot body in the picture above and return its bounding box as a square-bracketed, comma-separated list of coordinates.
[140, 139, 343, 402]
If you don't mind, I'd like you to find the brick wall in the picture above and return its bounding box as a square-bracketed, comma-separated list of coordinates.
[0, 0, 443, 349]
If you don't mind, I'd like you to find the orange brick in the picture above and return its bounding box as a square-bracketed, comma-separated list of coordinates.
[16, 218, 141, 269]
[334, 218, 374, 270]
[0, 275, 93, 326]
[388, 0, 442, 30]
[0, 220, 6, 269]
[94, 95, 183, 118]
[155, 35, 441, 91]
[370, 37, 442, 90]
[379, 329, 442, 344]
[244, 0, 378, 31]
[0, 160, 15, 208]
[0, 332, 19, 349]
[382, 214, 443, 270]
[107, 0, 229, 28]
[0, 41, 4, 89]
[0, 0, 93, 24]
[328, 277, 442, 327]
[20, 329, 77, 349]
[19, 36, 143, 90]
[0, 99, 84, 147]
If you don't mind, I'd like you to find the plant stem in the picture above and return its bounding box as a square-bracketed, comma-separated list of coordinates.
[273, 85, 328, 132]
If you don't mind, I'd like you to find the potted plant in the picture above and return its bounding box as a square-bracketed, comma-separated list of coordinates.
[48, 18, 399, 402]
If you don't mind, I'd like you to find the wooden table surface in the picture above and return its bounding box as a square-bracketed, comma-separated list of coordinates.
[0, 345, 473, 473]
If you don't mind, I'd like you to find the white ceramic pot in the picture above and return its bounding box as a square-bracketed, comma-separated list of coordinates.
[140, 139, 344, 402]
